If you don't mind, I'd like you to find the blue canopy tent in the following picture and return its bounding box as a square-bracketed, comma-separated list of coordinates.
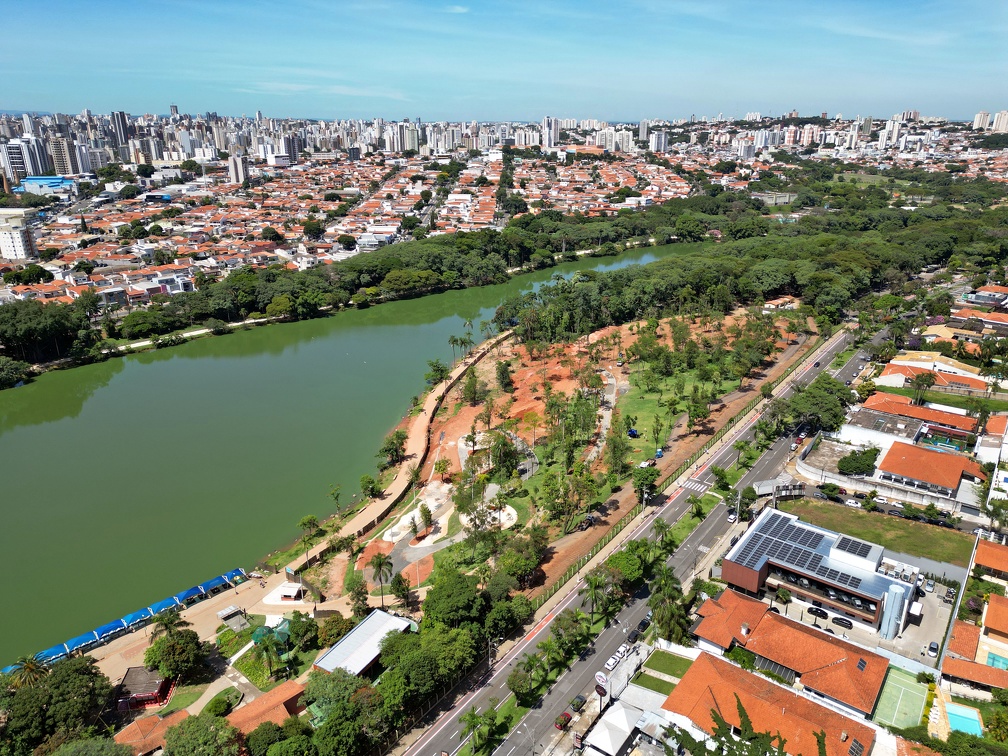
[148, 597, 182, 615]
[120, 608, 152, 628]
[1, 665, 17, 675]
[223, 568, 246, 584]
[197, 576, 228, 594]
[173, 586, 204, 604]
[94, 619, 127, 641]
[35, 644, 68, 664]
[64, 631, 99, 653]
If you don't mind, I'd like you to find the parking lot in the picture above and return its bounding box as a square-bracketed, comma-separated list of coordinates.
[779, 581, 952, 668]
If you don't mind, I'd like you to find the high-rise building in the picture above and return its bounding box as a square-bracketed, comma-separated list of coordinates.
[49, 137, 80, 175]
[541, 116, 558, 148]
[170, 104, 179, 118]
[638, 120, 649, 140]
[993, 111, 1008, 134]
[111, 111, 130, 146]
[227, 154, 249, 185]
[648, 130, 668, 153]
[0, 137, 50, 181]
[0, 209, 38, 260]
[973, 111, 991, 130]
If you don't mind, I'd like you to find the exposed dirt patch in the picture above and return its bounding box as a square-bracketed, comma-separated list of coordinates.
[356, 539, 394, 586]
[401, 554, 435, 588]
[322, 554, 349, 598]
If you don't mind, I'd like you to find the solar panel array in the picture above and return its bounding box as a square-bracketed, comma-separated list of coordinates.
[856, 658, 867, 672]
[734, 513, 825, 571]
[735, 513, 865, 592]
[836, 536, 873, 559]
[849, 739, 865, 756]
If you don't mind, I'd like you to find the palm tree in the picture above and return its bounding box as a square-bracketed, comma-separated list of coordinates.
[910, 371, 937, 405]
[150, 609, 191, 640]
[572, 609, 592, 643]
[9, 656, 48, 689]
[460, 705, 486, 754]
[537, 637, 563, 679]
[687, 494, 705, 520]
[651, 518, 676, 560]
[579, 572, 605, 625]
[252, 631, 284, 679]
[448, 334, 459, 365]
[368, 552, 394, 608]
[733, 439, 750, 468]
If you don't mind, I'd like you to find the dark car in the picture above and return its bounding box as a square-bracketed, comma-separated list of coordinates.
[808, 606, 828, 619]
[814, 361, 821, 367]
[812, 491, 827, 500]
[570, 695, 587, 713]
[637, 618, 651, 633]
[628, 629, 640, 643]
[555, 712, 572, 730]
[831, 616, 853, 629]
[769, 607, 780, 614]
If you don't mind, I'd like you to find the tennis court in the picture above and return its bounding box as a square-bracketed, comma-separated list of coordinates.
[872, 666, 928, 729]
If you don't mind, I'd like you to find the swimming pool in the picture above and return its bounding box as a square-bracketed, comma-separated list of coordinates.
[946, 702, 983, 736]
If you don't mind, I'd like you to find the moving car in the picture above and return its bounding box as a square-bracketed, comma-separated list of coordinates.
[808, 606, 829, 619]
[570, 695, 587, 713]
[555, 712, 572, 730]
[928, 641, 939, 658]
[831, 616, 853, 629]
[813, 361, 821, 367]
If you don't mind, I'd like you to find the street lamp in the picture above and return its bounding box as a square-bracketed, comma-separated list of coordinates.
[520, 723, 537, 756]
[488, 637, 503, 670]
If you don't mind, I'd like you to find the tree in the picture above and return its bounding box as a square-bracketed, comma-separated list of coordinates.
[52, 740, 133, 756]
[632, 465, 660, 504]
[579, 572, 605, 624]
[287, 610, 319, 650]
[604, 421, 631, 478]
[377, 429, 409, 467]
[302, 219, 324, 240]
[246, 723, 284, 756]
[145, 629, 208, 680]
[710, 465, 731, 491]
[733, 439, 751, 468]
[266, 735, 318, 756]
[164, 713, 243, 756]
[8, 655, 48, 689]
[360, 474, 381, 499]
[319, 612, 356, 647]
[391, 572, 411, 608]
[460, 705, 487, 754]
[425, 358, 450, 386]
[368, 552, 394, 608]
[668, 694, 792, 756]
[261, 226, 284, 242]
[119, 184, 141, 199]
[496, 360, 514, 392]
[151, 609, 192, 640]
[433, 457, 451, 481]
[337, 234, 356, 250]
[776, 587, 792, 606]
[688, 494, 704, 520]
[910, 371, 937, 405]
[252, 631, 284, 679]
[298, 514, 320, 570]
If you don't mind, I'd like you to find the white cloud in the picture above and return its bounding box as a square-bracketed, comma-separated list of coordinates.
[444, 5, 469, 13]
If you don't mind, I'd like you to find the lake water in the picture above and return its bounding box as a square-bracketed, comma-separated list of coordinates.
[0, 244, 684, 661]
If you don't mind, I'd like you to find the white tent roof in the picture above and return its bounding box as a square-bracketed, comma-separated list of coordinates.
[584, 701, 642, 756]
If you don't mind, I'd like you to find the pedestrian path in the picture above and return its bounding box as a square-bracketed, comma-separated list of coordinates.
[682, 479, 709, 493]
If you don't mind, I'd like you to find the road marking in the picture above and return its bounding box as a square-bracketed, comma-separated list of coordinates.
[451, 731, 458, 738]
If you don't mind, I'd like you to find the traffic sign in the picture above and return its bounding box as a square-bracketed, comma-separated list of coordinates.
[595, 671, 607, 686]
[595, 684, 607, 697]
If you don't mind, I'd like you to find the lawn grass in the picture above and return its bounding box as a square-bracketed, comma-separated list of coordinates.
[215, 615, 266, 660]
[670, 493, 721, 546]
[778, 499, 974, 567]
[632, 672, 676, 695]
[161, 682, 208, 715]
[877, 386, 1008, 413]
[203, 686, 243, 714]
[644, 650, 694, 679]
[457, 694, 529, 756]
[831, 347, 857, 369]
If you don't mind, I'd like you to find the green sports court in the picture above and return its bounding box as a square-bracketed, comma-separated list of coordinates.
[872, 666, 928, 729]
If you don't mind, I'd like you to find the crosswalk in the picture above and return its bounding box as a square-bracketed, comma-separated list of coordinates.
[682, 479, 709, 493]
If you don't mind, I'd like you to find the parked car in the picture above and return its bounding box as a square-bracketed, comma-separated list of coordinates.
[928, 642, 939, 658]
[832, 617, 854, 629]
[616, 643, 630, 658]
[889, 501, 904, 510]
[570, 695, 587, 713]
[645, 609, 653, 622]
[853, 492, 866, 500]
[812, 492, 827, 500]
[839, 488, 848, 495]
[555, 712, 572, 730]
[926, 579, 936, 593]
[799, 431, 808, 439]
[790, 442, 799, 452]
[637, 618, 651, 633]
[727, 509, 738, 523]
[809, 606, 829, 619]
[628, 629, 640, 643]
[604, 655, 620, 671]
[875, 496, 889, 505]
[845, 499, 860, 508]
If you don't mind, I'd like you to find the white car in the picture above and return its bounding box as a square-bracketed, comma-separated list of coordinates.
[875, 496, 889, 505]
[604, 655, 620, 671]
[616, 643, 630, 658]
[926, 579, 936, 593]
[845, 499, 860, 508]
[889, 501, 903, 510]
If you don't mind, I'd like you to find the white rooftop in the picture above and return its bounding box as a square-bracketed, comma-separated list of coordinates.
[313, 609, 412, 676]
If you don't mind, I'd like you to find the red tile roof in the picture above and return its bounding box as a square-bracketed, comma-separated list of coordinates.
[984, 594, 1008, 636]
[987, 415, 1008, 436]
[693, 590, 769, 651]
[878, 441, 987, 490]
[661, 653, 876, 756]
[113, 709, 189, 755]
[942, 657, 1008, 689]
[976, 539, 1008, 578]
[862, 394, 977, 432]
[878, 364, 988, 391]
[948, 620, 981, 660]
[226, 680, 305, 734]
[743, 613, 888, 715]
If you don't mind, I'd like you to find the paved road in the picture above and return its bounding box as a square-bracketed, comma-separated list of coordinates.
[405, 329, 866, 756]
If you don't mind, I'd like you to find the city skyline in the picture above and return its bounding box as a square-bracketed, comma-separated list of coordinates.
[3, 0, 1007, 121]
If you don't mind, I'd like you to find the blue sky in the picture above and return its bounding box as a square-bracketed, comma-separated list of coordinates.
[4, 0, 1006, 121]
